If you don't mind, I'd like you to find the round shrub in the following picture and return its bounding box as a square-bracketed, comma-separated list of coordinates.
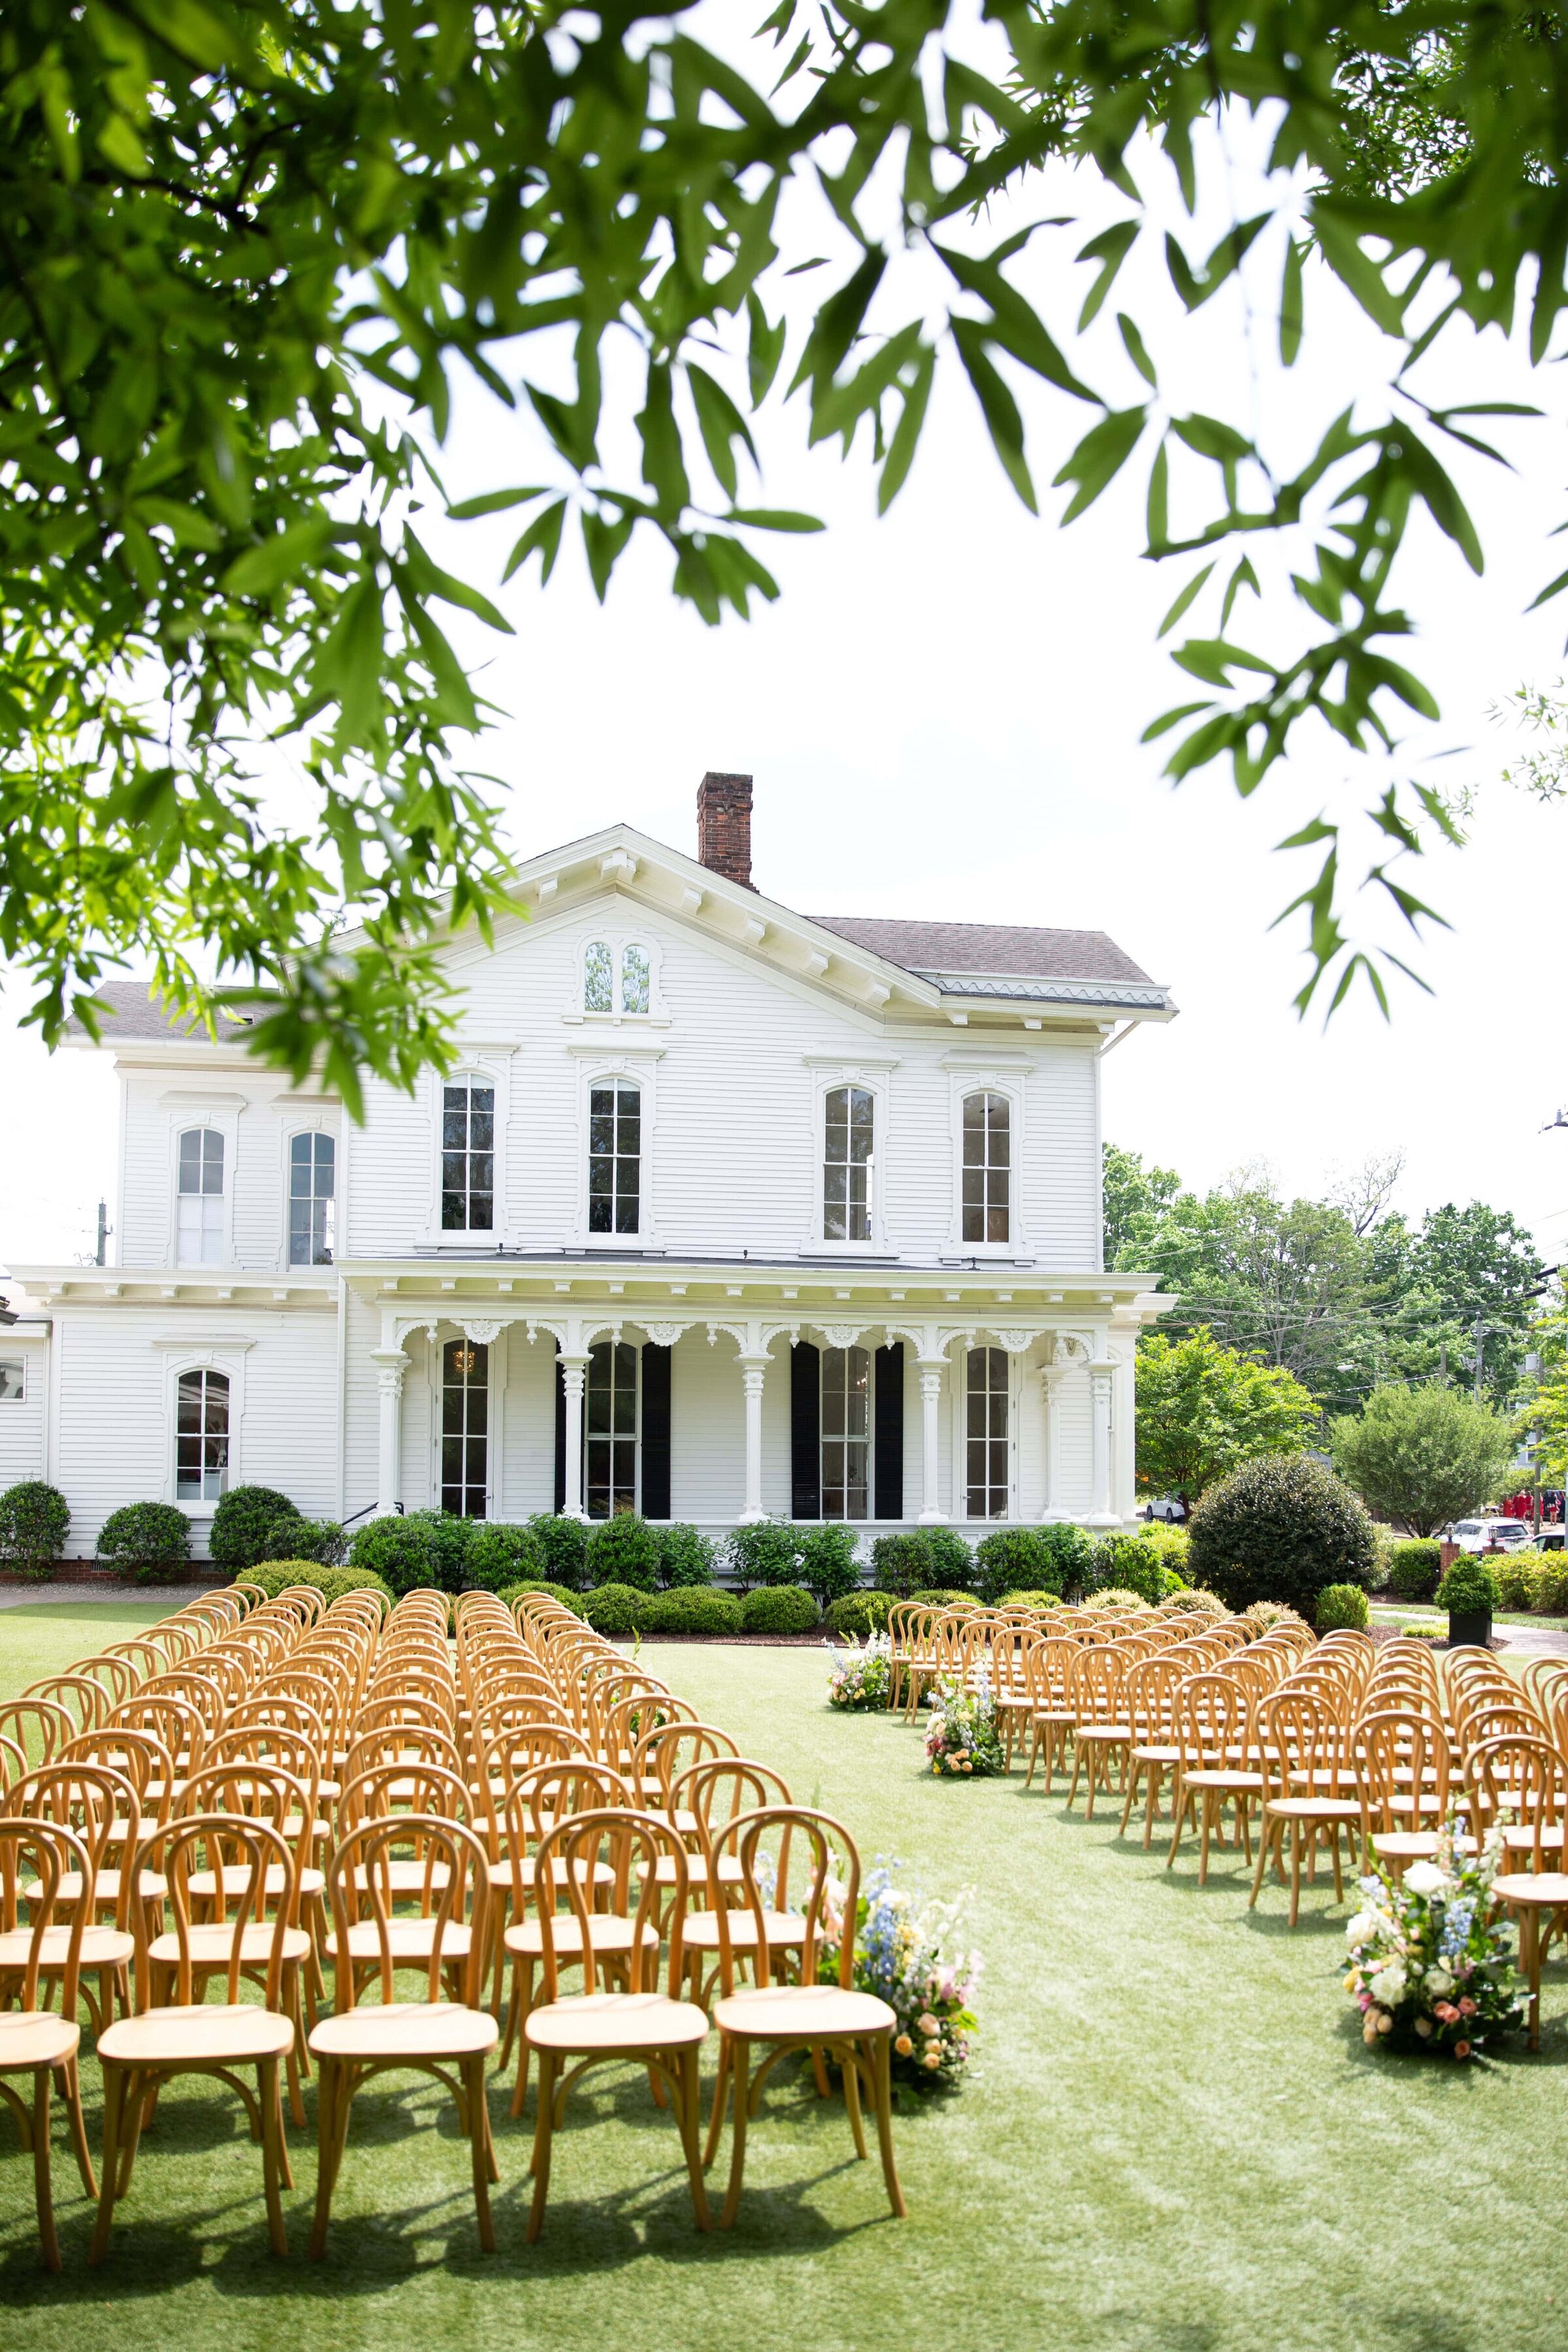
[1536, 1560, 1568, 1615]
[740, 1584, 819, 1634]
[922, 1526, 977, 1590]
[870, 1531, 936, 1599]
[349, 1509, 471, 1595]
[255, 1516, 348, 1568]
[464, 1522, 542, 1592]
[912, 1588, 974, 1609]
[656, 1523, 716, 1588]
[498, 1579, 582, 1615]
[1237, 1599, 1311, 1639]
[96, 1501, 191, 1580]
[1435, 1555, 1500, 1614]
[826, 1590, 895, 1637]
[792, 1523, 861, 1604]
[1083, 1588, 1152, 1612]
[1164, 1585, 1230, 1617]
[1187, 1455, 1376, 1617]
[725, 1519, 800, 1590]
[1315, 1582, 1369, 1633]
[527, 1512, 591, 1591]
[639, 1586, 744, 1636]
[1494, 1552, 1545, 1612]
[998, 1589, 1061, 1612]
[1088, 1531, 1175, 1606]
[582, 1581, 646, 1636]
[1386, 1537, 1443, 1603]
[237, 1560, 393, 1607]
[208, 1485, 299, 1571]
[974, 1527, 1060, 1604]
[0, 1479, 69, 1577]
[1137, 1522, 1192, 1576]
[1037, 1522, 1095, 1596]
[586, 1512, 661, 1592]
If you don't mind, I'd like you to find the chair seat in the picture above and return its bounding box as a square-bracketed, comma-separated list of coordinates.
[323, 1919, 473, 1962]
[681, 1908, 806, 1951]
[504, 1916, 659, 1959]
[1371, 1831, 1478, 1861]
[1502, 1824, 1567, 1854]
[525, 1990, 710, 2053]
[99, 2002, 295, 2067]
[149, 1924, 313, 1968]
[26, 1868, 167, 1906]
[640, 1854, 743, 1889]
[350, 1860, 453, 1895]
[1132, 1744, 1181, 1765]
[1265, 1797, 1360, 1821]
[486, 1857, 616, 1893]
[186, 1865, 325, 1901]
[713, 1982, 896, 2042]
[1182, 1770, 1263, 1793]
[1493, 1871, 1568, 1907]
[0, 2008, 79, 2072]
[0, 1925, 133, 1972]
[1075, 1724, 1133, 1743]
[309, 2000, 499, 2061]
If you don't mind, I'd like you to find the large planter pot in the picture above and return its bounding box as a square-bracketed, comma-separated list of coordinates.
[1447, 1609, 1493, 1650]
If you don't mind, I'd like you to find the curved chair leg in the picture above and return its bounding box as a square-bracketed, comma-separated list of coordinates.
[57, 2055, 97, 2198]
[702, 2037, 732, 2170]
[464, 2055, 497, 2252]
[840, 2041, 868, 2160]
[308, 2059, 340, 2261]
[525, 2052, 557, 2242]
[258, 2057, 289, 2257]
[719, 2039, 751, 2229]
[675, 2047, 711, 2229]
[870, 2034, 907, 2219]
[89, 2064, 125, 2266]
[33, 2067, 59, 2274]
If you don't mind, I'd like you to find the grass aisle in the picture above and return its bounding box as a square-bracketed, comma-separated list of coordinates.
[1, 1612, 1564, 2349]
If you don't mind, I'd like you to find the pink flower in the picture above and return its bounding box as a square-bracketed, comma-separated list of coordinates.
[1454, 2039, 1472, 2059]
[1457, 1997, 1477, 2017]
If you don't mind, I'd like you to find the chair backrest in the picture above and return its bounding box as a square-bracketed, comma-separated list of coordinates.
[1465, 1733, 1568, 1867]
[1068, 1645, 1127, 1722]
[529, 1808, 680, 2002]
[344, 1724, 465, 1784]
[1260, 1688, 1352, 1799]
[710, 1805, 860, 1999]
[21, 1674, 108, 1735]
[632, 1719, 740, 1803]
[0, 1697, 74, 1770]
[108, 1691, 209, 1777]
[1171, 1673, 1250, 1766]
[146, 1812, 298, 2004]
[1, 1761, 139, 1930]
[68, 1653, 138, 1710]
[0, 1819, 91, 2015]
[499, 1761, 632, 1886]
[1355, 1708, 1451, 1833]
[62, 1727, 174, 1829]
[325, 1815, 489, 2009]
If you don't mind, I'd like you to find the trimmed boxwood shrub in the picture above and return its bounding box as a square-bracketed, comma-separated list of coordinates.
[640, 1586, 744, 1635]
[526, 1512, 591, 1591]
[1088, 1531, 1176, 1606]
[209, 1485, 299, 1571]
[236, 1560, 393, 1608]
[586, 1513, 661, 1592]
[349, 1509, 471, 1594]
[582, 1581, 646, 1635]
[255, 1516, 348, 1568]
[869, 1531, 934, 1599]
[792, 1523, 860, 1605]
[724, 1519, 800, 1590]
[998, 1589, 1061, 1612]
[912, 1588, 973, 1608]
[973, 1527, 1063, 1604]
[498, 1578, 582, 1615]
[1315, 1582, 1369, 1632]
[0, 1479, 69, 1577]
[464, 1523, 542, 1592]
[740, 1584, 819, 1633]
[1386, 1537, 1443, 1603]
[656, 1523, 716, 1588]
[1435, 1555, 1500, 1614]
[923, 1526, 977, 1590]
[1188, 1455, 1377, 1617]
[826, 1590, 895, 1637]
[97, 1501, 191, 1580]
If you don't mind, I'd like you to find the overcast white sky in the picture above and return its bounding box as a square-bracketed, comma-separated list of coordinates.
[5, 98, 1567, 1274]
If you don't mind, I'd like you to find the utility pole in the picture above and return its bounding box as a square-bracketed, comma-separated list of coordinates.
[95, 1200, 111, 1267]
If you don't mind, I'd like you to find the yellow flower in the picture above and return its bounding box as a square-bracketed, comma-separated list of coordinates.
[894, 2033, 913, 2057]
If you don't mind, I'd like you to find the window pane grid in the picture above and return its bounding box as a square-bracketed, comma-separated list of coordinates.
[440, 1339, 489, 1518]
[961, 1092, 1011, 1246]
[588, 1086, 640, 1235]
[824, 1086, 873, 1242]
[176, 1369, 229, 1501]
[965, 1347, 1009, 1519]
[621, 944, 650, 1014]
[440, 1084, 495, 1232]
[585, 1340, 638, 1518]
[585, 941, 613, 1012]
[289, 1132, 336, 1266]
[821, 1345, 870, 1520]
[176, 1129, 225, 1267]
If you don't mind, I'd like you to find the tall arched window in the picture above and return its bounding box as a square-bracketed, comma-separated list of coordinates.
[289, 1133, 336, 1266]
[824, 1086, 874, 1242]
[962, 1092, 1011, 1245]
[584, 941, 614, 1013]
[585, 1339, 638, 1515]
[441, 1081, 494, 1231]
[621, 943, 651, 1014]
[176, 1367, 229, 1501]
[589, 1084, 640, 1233]
[821, 1345, 871, 1519]
[176, 1128, 225, 1266]
[965, 1347, 1009, 1519]
[440, 1338, 489, 1517]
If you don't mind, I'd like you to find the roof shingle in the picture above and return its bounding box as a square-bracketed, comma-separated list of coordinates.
[807, 916, 1154, 988]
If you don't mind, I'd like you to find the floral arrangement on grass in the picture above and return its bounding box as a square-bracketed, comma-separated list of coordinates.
[826, 1631, 892, 1711]
[820, 1859, 981, 2091]
[924, 1673, 1004, 1777]
[1343, 1823, 1523, 2059]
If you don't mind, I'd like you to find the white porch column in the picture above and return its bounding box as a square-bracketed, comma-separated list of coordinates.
[559, 1350, 590, 1521]
[737, 1356, 768, 1524]
[915, 1344, 948, 1524]
[1086, 1359, 1118, 1527]
[370, 1349, 408, 1516]
[1039, 1358, 1070, 1523]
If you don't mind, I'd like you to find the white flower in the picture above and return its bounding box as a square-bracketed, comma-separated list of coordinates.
[1369, 1963, 1407, 2006]
[1402, 1862, 1448, 1900]
[1346, 1912, 1380, 1948]
[1426, 1967, 1453, 1998]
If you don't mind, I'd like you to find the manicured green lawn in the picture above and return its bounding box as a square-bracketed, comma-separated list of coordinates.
[3, 1606, 1567, 2350]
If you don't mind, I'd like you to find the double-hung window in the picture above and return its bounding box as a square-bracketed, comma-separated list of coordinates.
[821, 1345, 871, 1519]
[176, 1129, 225, 1266]
[176, 1368, 229, 1501]
[588, 1085, 640, 1234]
[441, 1083, 494, 1232]
[966, 1347, 1009, 1518]
[824, 1086, 874, 1243]
[289, 1134, 336, 1265]
[585, 1339, 638, 1516]
[962, 1092, 1011, 1245]
[440, 1339, 489, 1516]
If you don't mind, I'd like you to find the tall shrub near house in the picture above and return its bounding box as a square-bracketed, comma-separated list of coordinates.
[1188, 1454, 1376, 1617]
[527, 1513, 591, 1590]
[585, 1512, 661, 1592]
[208, 1485, 301, 1571]
[0, 1480, 69, 1578]
[348, 1509, 471, 1593]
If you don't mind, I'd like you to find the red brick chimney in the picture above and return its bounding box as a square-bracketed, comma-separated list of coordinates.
[696, 771, 754, 890]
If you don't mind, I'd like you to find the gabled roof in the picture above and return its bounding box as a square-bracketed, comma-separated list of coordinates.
[65, 981, 250, 1042]
[808, 916, 1162, 1007]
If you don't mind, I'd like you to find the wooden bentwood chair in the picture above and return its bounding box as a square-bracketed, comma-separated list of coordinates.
[0, 1821, 97, 2270]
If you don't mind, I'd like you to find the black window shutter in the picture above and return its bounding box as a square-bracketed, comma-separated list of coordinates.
[553, 1339, 566, 1512]
[875, 1343, 905, 1521]
[641, 1343, 672, 1520]
[791, 1341, 821, 1520]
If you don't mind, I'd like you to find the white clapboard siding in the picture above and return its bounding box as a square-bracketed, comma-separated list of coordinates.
[0, 1337, 48, 1487]
[116, 1069, 342, 1275]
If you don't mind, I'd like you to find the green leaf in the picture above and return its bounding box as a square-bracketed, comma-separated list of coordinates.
[951, 321, 1036, 514]
[96, 112, 148, 177]
[1076, 221, 1139, 331]
[1052, 406, 1147, 523]
[877, 346, 935, 514]
[401, 529, 514, 632]
[222, 519, 335, 598]
[1117, 314, 1157, 391]
[688, 366, 757, 504]
[581, 508, 634, 603]
[1280, 238, 1305, 367]
[747, 293, 787, 410]
[501, 500, 567, 585]
[724, 508, 824, 533]
[446, 487, 551, 521]
[1156, 563, 1214, 639]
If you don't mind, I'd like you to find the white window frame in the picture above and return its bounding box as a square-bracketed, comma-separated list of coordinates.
[427, 1326, 502, 1518]
[284, 1122, 338, 1269]
[583, 1335, 642, 1518]
[419, 1054, 514, 1247]
[568, 1049, 662, 1248]
[819, 1342, 874, 1522]
[949, 1343, 1019, 1521]
[941, 1064, 1030, 1261]
[566, 930, 669, 1027]
[157, 1344, 252, 1520]
[162, 1100, 240, 1269]
[0, 1356, 25, 1403]
[802, 1064, 896, 1256]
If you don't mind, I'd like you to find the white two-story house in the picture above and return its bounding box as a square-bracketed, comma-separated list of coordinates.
[1, 776, 1174, 1558]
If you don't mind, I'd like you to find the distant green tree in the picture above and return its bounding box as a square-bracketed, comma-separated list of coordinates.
[1330, 1384, 1515, 1537]
[1135, 1330, 1320, 1503]
[1102, 1145, 1184, 1273]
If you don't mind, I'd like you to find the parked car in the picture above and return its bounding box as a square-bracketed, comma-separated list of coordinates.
[1450, 1518, 1535, 1554]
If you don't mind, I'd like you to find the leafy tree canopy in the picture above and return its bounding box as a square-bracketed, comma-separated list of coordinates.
[1134, 1328, 1319, 1502]
[1330, 1380, 1516, 1536]
[3, 0, 1567, 1098]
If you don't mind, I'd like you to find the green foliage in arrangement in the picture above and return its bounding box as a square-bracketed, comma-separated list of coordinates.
[1386, 1538, 1445, 1603]
[585, 1513, 662, 1593]
[1435, 1556, 1501, 1615]
[348, 1509, 470, 1595]
[826, 1591, 896, 1637]
[463, 1523, 542, 1591]
[639, 1586, 744, 1637]
[1315, 1582, 1371, 1633]
[527, 1515, 591, 1592]
[1331, 1384, 1515, 1539]
[208, 1486, 299, 1572]
[497, 1580, 582, 1616]
[723, 1521, 801, 1592]
[0, 1480, 70, 1578]
[1188, 1454, 1377, 1616]
[740, 1586, 820, 1635]
[655, 1524, 717, 1589]
[581, 1582, 647, 1637]
[95, 1501, 191, 1580]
